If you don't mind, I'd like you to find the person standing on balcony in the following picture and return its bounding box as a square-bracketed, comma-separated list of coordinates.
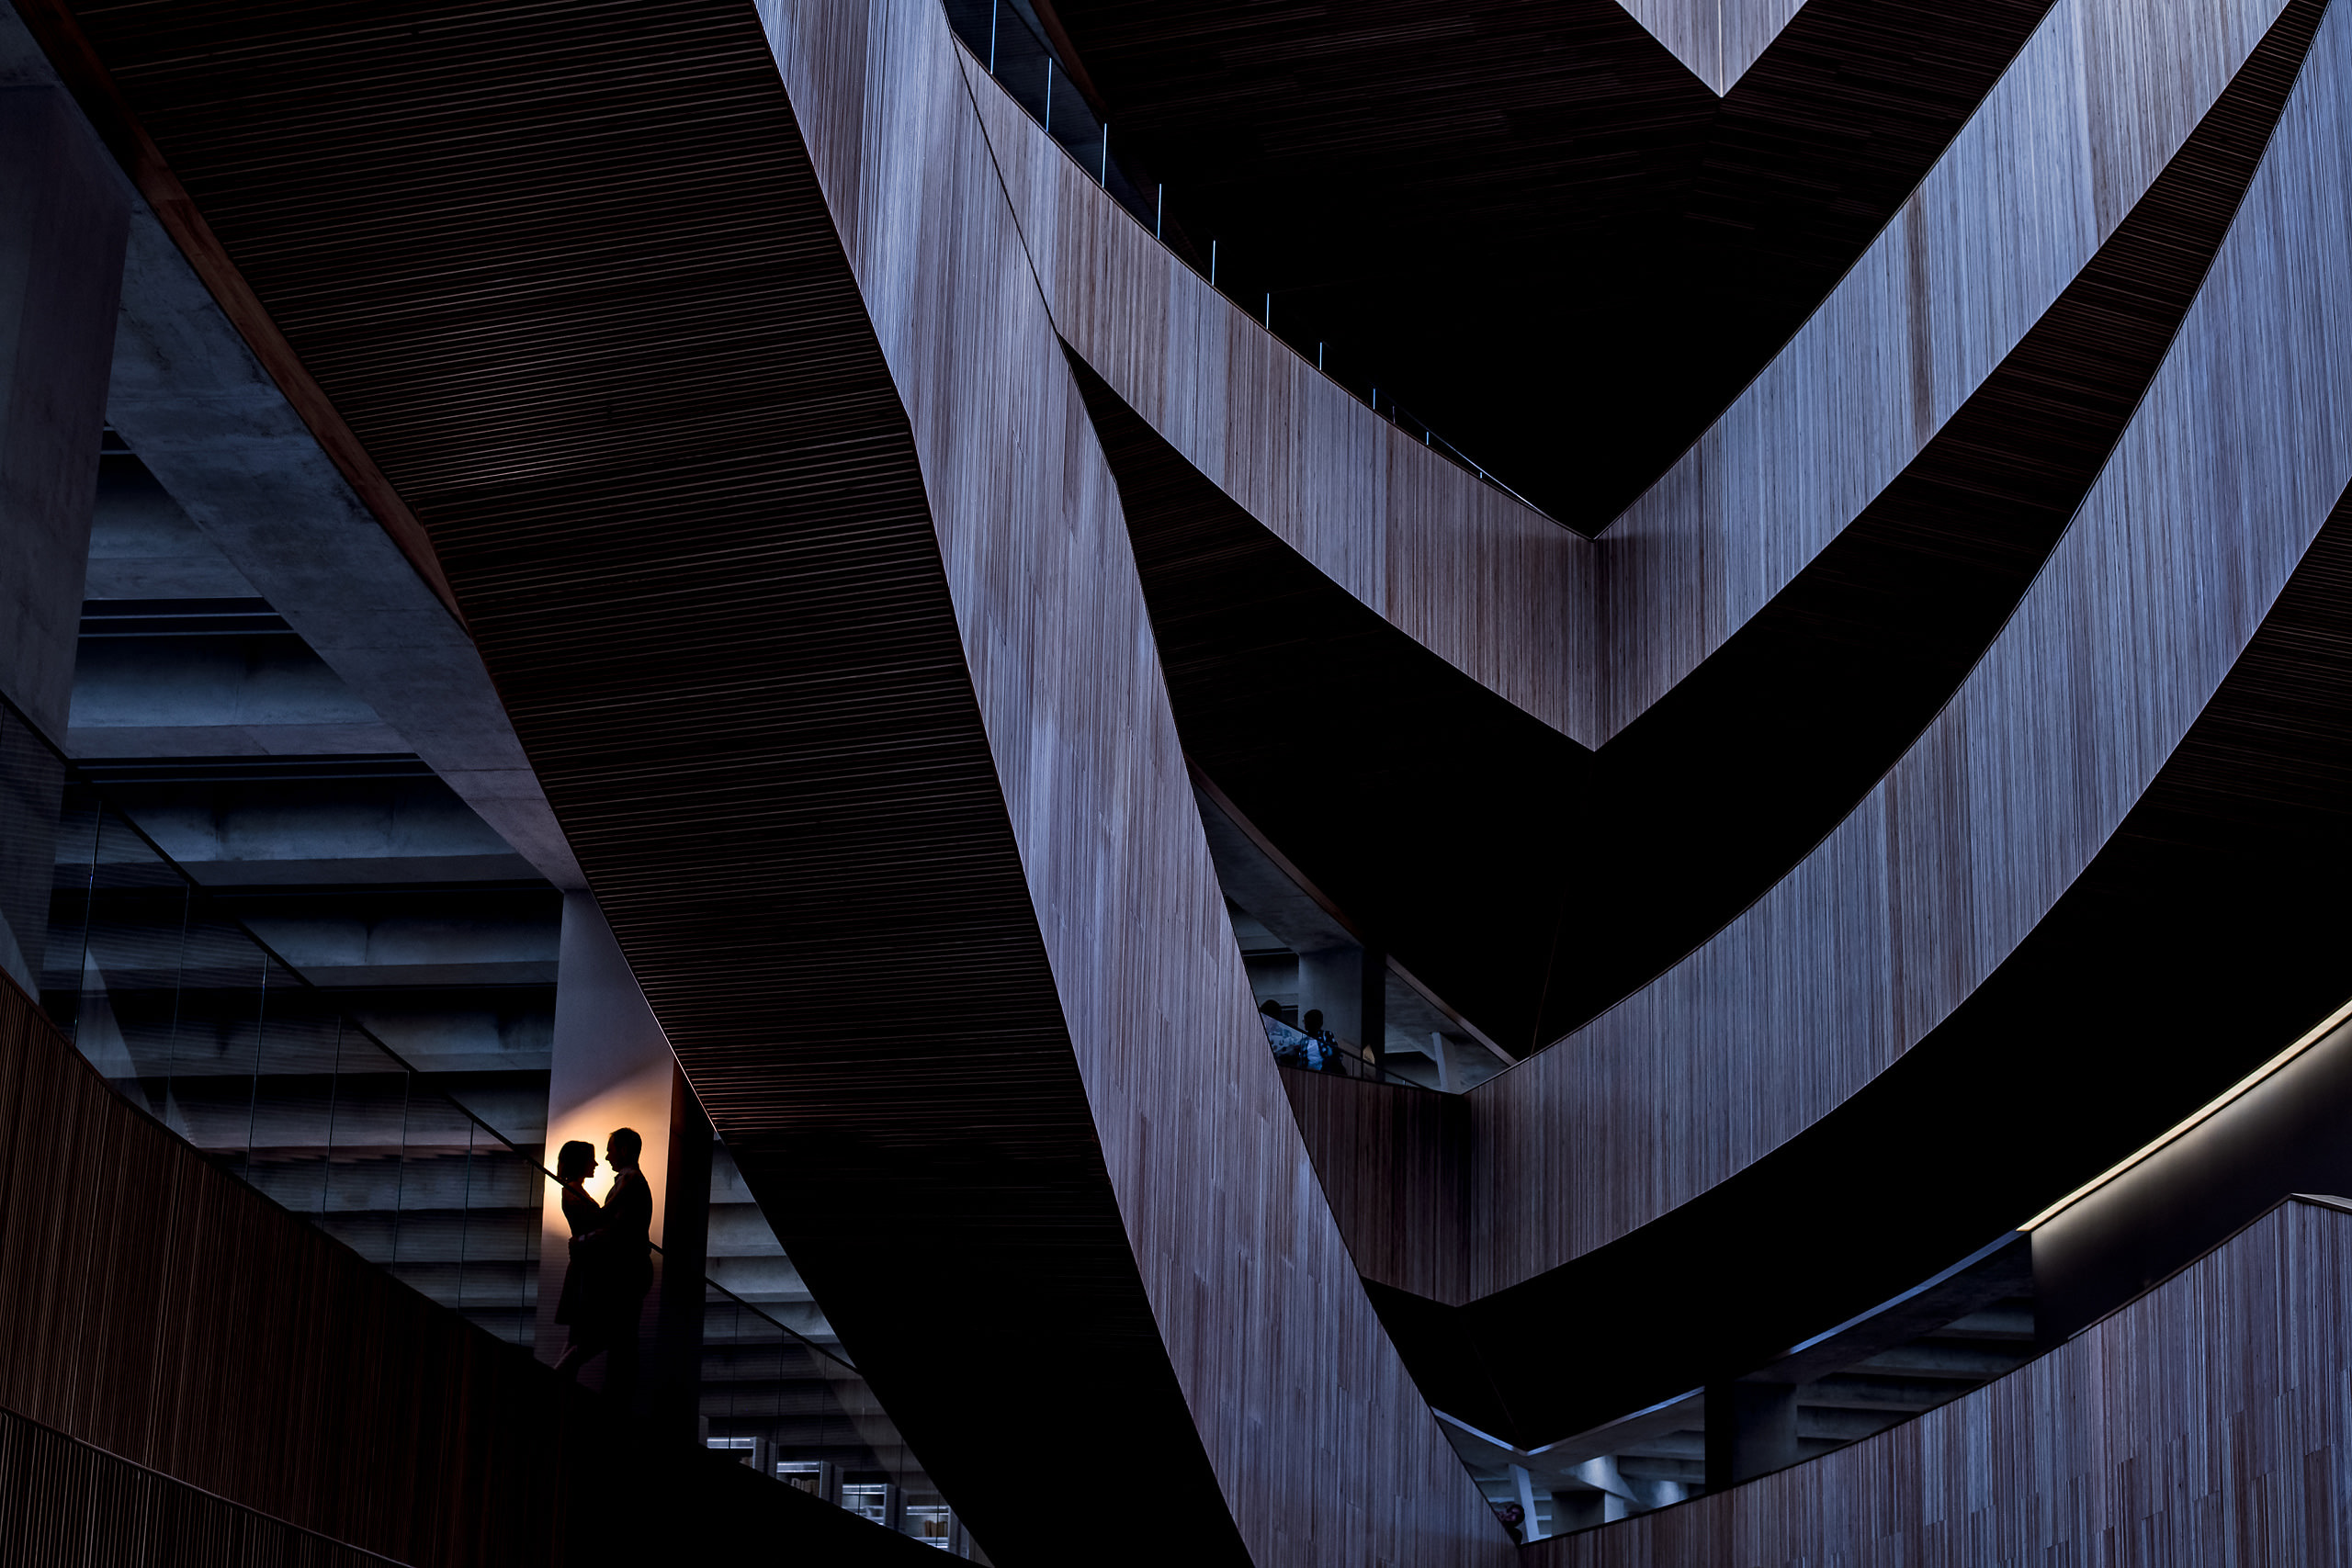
[594, 1126, 656, 1407]
[1259, 998, 1312, 1066]
[550, 1138, 605, 1362]
[1299, 1009, 1338, 1073]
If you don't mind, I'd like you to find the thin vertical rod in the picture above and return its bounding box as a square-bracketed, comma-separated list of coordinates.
[1155, 184, 1164, 240]
[1210, 240, 1217, 285]
[988, 0, 998, 73]
[1100, 123, 1109, 184]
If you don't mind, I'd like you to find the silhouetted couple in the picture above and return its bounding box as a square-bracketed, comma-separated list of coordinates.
[553, 1128, 655, 1406]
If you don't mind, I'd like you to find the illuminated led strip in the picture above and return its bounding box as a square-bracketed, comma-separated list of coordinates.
[2021, 995, 2352, 1230]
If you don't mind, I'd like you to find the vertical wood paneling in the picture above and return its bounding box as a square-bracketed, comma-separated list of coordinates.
[1457, 0, 2352, 1300]
[1724, 0, 1809, 86]
[1525, 1198, 2352, 1566]
[970, 0, 2289, 757]
[1613, 0, 1837, 96]
[0, 1405, 391, 1568]
[1612, 0, 1722, 91]
[1277, 1072, 1477, 1307]
[0, 971, 948, 1568]
[963, 65, 1598, 743]
[1600, 0, 2281, 739]
[763, 1, 1516, 1561]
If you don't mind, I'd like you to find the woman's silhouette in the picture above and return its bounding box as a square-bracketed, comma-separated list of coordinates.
[551, 1138, 616, 1382]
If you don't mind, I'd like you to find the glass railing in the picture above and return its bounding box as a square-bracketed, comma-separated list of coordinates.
[34, 752, 548, 1345]
[935, 0, 1546, 520]
[699, 1280, 974, 1554]
[0, 693, 977, 1555]
[1434, 1233, 2038, 1541]
[1192, 764, 1511, 1093]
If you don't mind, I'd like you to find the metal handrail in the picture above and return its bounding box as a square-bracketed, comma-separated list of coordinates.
[941, 0, 1557, 524]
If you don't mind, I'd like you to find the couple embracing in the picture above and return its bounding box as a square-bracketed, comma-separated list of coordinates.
[552, 1127, 656, 1404]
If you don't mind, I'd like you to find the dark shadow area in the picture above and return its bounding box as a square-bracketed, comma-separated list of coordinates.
[1043, 0, 2052, 527]
[1562, 0, 2324, 1038]
[2032, 1019, 2352, 1342]
[0, 953, 954, 1568]
[1071, 0, 2320, 1053]
[1067, 352, 1596, 1056]
[1369, 481, 2352, 1445]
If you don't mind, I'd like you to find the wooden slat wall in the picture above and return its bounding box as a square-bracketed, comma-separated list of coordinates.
[1598, 0, 2281, 737]
[1611, 0, 1722, 91]
[973, 0, 2285, 747]
[758, 1, 1516, 1561]
[1613, 0, 1812, 92]
[1451, 0, 2352, 1300]
[1527, 1196, 2352, 1565]
[0, 968, 947, 1568]
[1618, 0, 1815, 94]
[964, 48, 1596, 743]
[1044, 0, 2052, 536]
[972, 0, 2343, 1311]
[1277, 1072, 1478, 1307]
[1724, 0, 1809, 87]
[0, 1405, 389, 1567]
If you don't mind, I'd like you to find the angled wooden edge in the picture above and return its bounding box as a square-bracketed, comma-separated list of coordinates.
[1294, 0, 2352, 1311]
[974, 0, 2285, 752]
[1613, 0, 1813, 95]
[8, 0, 469, 632]
[1520, 1194, 2352, 1562]
[959, 38, 1599, 747]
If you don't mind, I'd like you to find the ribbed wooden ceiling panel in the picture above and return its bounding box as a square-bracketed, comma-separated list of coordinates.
[63, 3, 1252, 1561]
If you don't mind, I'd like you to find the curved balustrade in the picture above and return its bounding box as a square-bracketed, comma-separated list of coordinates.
[936, 0, 1534, 512]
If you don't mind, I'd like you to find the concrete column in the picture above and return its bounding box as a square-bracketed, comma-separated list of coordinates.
[1510, 1463, 1545, 1542]
[1704, 1379, 1801, 1488]
[653, 1074, 714, 1441]
[0, 84, 124, 736]
[535, 891, 708, 1436]
[0, 83, 128, 992]
[1296, 944, 1362, 1045]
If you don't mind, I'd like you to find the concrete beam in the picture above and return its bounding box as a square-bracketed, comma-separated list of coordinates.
[0, 38, 126, 992]
[98, 201, 583, 887]
[239, 912, 560, 988]
[0, 1, 580, 887]
[83, 457, 258, 599]
[100, 779, 533, 886]
[348, 1003, 554, 1079]
[68, 637, 405, 756]
[0, 82, 123, 739]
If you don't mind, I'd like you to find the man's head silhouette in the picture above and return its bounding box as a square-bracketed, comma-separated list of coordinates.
[606, 1127, 643, 1170]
